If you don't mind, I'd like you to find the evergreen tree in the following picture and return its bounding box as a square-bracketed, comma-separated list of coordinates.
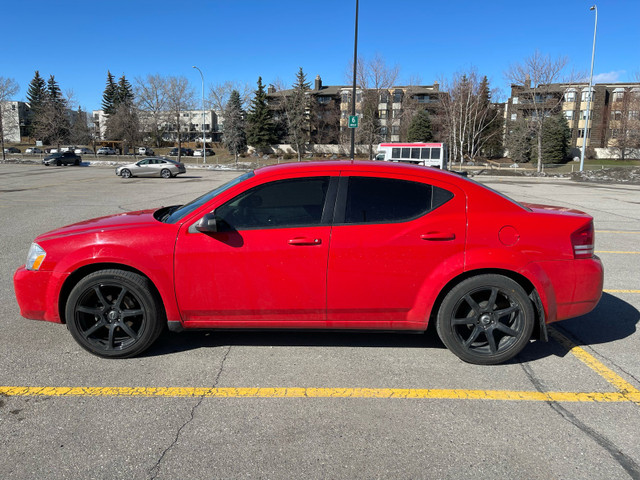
[116, 75, 134, 107]
[246, 77, 276, 153]
[223, 90, 247, 163]
[287, 67, 311, 160]
[25, 71, 47, 137]
[477, 76, 503, 158]
[407, 110, 433, 142]
[26, 71, 46, 111]
[102, 71, 118, 114]
[540, 113, 571, 163]
[33, 75, 69, 146]
[505, 117, 532, 163]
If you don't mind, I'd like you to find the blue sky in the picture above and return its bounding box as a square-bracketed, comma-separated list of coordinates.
[3, 0, 639, 111]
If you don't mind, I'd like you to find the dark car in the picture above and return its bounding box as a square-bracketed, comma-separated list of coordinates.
[4, 147, 21, 154]
[169, 147, 193, 156]
[43, 151, 82, 166]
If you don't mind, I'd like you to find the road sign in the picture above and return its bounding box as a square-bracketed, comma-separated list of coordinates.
[348, 115, 359, 128]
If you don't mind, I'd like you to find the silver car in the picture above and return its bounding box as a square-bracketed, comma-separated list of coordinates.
[115, 157, 186, 179]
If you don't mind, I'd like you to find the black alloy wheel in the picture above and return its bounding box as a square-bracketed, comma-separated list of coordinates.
[436, 274, 534, 365]
[65, 269, 164, 358]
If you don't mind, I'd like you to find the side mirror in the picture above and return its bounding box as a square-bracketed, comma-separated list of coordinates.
[195, 212, 218, 233]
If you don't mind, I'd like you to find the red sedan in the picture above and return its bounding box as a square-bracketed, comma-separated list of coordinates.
[13, 161, 603, 364]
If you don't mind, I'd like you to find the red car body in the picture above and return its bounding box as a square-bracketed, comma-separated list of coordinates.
[14, 161, 603, 363]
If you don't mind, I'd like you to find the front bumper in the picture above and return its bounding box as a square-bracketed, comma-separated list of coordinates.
[13, 266, 68, 323]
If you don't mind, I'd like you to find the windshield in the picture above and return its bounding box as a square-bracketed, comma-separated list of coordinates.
[163, 171, 254, 224]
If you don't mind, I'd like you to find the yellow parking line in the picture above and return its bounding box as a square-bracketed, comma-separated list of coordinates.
[604, 289, 640, 294]
[595, 251, 640, 254]
[549, 328, 640, 405]
[0, 385, 637, 402]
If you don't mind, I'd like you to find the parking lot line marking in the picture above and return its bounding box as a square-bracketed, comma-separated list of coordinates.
[549, 328, 640, 405]
[596, 230, 640, 234]
[1, 386, 639, 403]
[604, 289, 640, 294]
[595, 250, 640, 254]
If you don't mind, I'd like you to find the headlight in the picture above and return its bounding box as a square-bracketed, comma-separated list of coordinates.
[26, 243, 46, 271]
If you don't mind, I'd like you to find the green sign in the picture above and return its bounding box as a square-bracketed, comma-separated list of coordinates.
[348, 115, 359, 128]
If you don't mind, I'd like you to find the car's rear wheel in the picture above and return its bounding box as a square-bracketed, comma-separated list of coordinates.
[56, 160, 61, 166]
[121, 169, 132, 178]
[436, 274, 534, 365]
[161, 168, 172, 179]
[65, 269, 165, 358]
[74, 159, 80, 166]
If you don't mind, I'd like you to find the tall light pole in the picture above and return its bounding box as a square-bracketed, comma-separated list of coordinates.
[580, 5, 597, 172]
[349, 0, 359, 161]
[192, 65, 206, 164]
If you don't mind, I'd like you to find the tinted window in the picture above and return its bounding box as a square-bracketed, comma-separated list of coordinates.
[343, 177, 453, 224]
[216, 177, 330, 230]
[431, 147, 441, 159]
[391, 148, 400, 159]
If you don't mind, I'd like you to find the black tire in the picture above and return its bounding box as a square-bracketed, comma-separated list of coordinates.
[436, 274, 534, 365]
[56, 160, 61, 166]
[74, 158, 80, 166]
[161, 168, 172, 179]
[121, 169, 132, 178]
[65, 269, 165, 358]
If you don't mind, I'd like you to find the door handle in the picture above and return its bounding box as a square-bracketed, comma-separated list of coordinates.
[421, 232, 456, 241]
[288, 237, 322, 246]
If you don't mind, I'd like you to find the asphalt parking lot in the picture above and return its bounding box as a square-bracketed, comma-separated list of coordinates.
[1, 163, 639, 479]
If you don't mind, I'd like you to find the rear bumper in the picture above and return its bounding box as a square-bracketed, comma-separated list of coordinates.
[529, 256, 604, 323]
[13, 266, 67, 323]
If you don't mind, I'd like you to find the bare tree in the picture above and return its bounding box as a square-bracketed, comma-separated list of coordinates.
[208, 81, 252, 112]
[346, 54, 400, 158]
[0, 77, 20, 160]
[505, 51, 578, 172]
[135, 74, 169, 147]
[164, 76, 195, 160]
[608, 87, 640, 160]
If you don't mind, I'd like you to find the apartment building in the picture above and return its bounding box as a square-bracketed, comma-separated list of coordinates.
[0, 101, 30, 143]
[267, 76, 444, 144]
[506, 80, 640, 154]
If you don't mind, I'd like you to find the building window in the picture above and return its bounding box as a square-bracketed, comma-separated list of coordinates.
[611, 111, 622, 121]
[581, 90, 593, 102]
[510, 113, 517, 121]
[392, 109, 401, 119]
[629, 111, 640, 120]
[391, 126, 400, 135]
[612, 91, 625, 102]
[580, 110, 592, 120]
[415, 95, 431, 103]
[317, 96, 331, 104]
[563, 111, 574, 120]
[564, 92, 576, 102]
[356, 92, 362, 103]
[578, 128, 591, 138]
[610, 128, 620, 138]
[512, 97, 519, 105]
[379, 92, 389, 103]
[379, 110, 387, 119]
[393, 90, 403, 103]
[341, 93, 350, 103]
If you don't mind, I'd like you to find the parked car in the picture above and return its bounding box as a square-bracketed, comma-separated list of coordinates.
[25, 147, 43, 154]
[193, 149, 215, 157]
[4, 147, 21, 153]
[138, 147, 155, 156]
[48, 148, 59, 154]
[60, 146, 77, 153]
[97, 147, 117, 155]
[75, 148, 94, 155]
[42, 151, 82, 166]
[13, 161, 603, 362]
[115, 157, 186, 179]
[169, 147, 193, 156]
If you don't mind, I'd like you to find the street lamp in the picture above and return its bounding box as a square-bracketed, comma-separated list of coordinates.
[349, 0, 359, 161]
[192, 65, 206, 164]
[580, 5, 597, 172]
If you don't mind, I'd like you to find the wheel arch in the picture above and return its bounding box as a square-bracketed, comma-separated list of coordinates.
[58, 262, 167, 325]
[428, 268, 547, 341]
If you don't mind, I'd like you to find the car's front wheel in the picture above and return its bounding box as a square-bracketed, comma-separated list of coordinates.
[436, 274, 534, 365]
[121, 169, 132, 178]
[161, 168, 172, 179]
[65, 269, 165, 358]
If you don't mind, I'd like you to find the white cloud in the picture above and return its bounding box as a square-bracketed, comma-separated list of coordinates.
[590, 70, 627, 83]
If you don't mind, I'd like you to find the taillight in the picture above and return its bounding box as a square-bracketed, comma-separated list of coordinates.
[571, 222, 594, 259]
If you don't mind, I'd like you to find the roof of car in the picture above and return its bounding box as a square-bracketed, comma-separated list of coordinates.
[253, 160, 467, 183]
